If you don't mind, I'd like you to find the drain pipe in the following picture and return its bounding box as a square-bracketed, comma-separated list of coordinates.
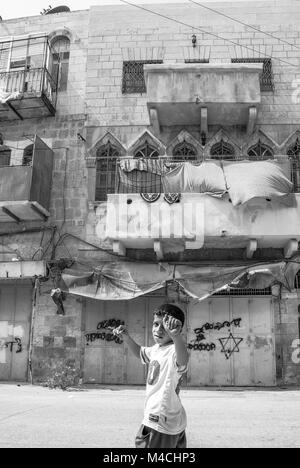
[28, 278, 39, 385]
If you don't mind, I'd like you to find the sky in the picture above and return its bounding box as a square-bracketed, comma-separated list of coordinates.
[0, 0, 273, 21]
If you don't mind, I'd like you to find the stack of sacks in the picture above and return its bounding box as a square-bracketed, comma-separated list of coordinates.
[222, 160, 294, 206]
[162, 161, 227, 197]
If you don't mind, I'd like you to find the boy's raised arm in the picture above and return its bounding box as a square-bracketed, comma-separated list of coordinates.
[113, 325, 141, 360]
[163, 316, 189, 367]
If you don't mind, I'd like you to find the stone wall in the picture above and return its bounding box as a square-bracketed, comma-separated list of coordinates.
[0, 0, 300, 384]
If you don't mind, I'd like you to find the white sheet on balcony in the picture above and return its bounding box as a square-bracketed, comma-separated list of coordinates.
[59, 256, 300, 302]
[161, 161, 227, 196]
[223, 160, 294, 206]
[0, 88, 22, 103]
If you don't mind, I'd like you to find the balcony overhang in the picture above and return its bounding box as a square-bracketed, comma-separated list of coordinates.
[0, 201, 49, 223]
[101, 193, 300, 260]
[0, 92, 56, 121]
[144, 63, 263, 130]
[0, 136, 53, 222]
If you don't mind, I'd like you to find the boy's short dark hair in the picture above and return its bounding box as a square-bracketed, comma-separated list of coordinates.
[154, 303, 185, 327]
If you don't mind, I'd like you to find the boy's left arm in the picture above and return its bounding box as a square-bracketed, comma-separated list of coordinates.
[163, 316, 189, 367]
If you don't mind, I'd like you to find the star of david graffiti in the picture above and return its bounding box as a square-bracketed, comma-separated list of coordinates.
[218, 333, 243, 360]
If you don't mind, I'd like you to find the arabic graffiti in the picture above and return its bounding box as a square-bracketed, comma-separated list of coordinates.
[86, 318, 125, 346]
[0, 337, 22, 353]
[85, 332, 123, 345]
[97, 319, 124, 330]
[188, 318, 243, 358]
[188, 342, 216, 352]
[194, 318, 242, 336]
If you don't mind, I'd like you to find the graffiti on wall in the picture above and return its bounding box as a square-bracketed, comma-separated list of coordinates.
[194, 318, 242, 336]
[291, 339, 300, 364]
[218, 333, 244, 360]
[97, 319, 124, 331]
[0, 337, 22, 353]
[85, 318, 124, 346]
[188, 318, 243, 359]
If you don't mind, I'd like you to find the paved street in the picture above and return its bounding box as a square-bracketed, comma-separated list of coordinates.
[0, 383, 300, 448]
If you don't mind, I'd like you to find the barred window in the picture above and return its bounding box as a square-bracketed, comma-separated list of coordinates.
[0, 147, 11, 166]
[248, 140, 274, 160]
[122, 60, 163, 94]
[287, 138, 300, 193]
[23, 144, 33, 166]
[231, 58, 274, 92]
[134, 140, 159, 159]
[172, 141, 197, 161]
[184, 59, 209, 64]
[211, 140, 235, 159]
[95, 142, 119, 202]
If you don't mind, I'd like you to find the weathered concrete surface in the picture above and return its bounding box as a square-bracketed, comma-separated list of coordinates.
[0, 383, 300, 448]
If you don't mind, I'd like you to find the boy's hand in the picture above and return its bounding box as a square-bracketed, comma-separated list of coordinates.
[163, 315, 182, 338]
[113, 325, 128, 338]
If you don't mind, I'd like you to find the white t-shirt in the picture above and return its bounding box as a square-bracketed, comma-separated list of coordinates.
[140, 342, 188, 435]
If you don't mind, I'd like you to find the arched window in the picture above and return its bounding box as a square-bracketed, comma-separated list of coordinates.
[51, 36, 70, 92]
[287, 138, 300, 193]
[134, 140, 159, 159]
[0, 147, 11, 166]
[95, 142, 119, 201]
[210, 140, 235, 159]
[247, 140, 274, 160]
[23, 144, 33, 166]
[172, 141, 197, 162]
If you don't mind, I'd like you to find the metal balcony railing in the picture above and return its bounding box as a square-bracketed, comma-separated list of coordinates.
[95, 156, 300, 201]
[0, 67, 57, 108]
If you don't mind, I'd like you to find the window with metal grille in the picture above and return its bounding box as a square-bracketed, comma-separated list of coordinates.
[95, 142, 119, 202]
[134, 141, 159, 159]
[51, 36, 70, 92]
[231, 58, 274, 92]
[287, 138, 300, 193]
[295, 270, 300, 289]
[130, 141, 161, 192]
[210, 140, 235, 159]
[172, 141, 197, 162]
[122, 60, 163, 94]
[0, 148, 11, 166]
[214, 287, 271, 296]
[247, 140, 274, 160]
[184, 59, 209, 64]
[23, 144, 33, 166]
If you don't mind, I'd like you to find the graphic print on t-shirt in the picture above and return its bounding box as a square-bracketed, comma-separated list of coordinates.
[147, 360, 160, 385]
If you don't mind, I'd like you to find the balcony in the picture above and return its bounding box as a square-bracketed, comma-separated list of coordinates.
[0, 35, 57, 121]
[95, 157, 300, 260]
[0, 136, 53, 222]
[144, 63, 263, 133]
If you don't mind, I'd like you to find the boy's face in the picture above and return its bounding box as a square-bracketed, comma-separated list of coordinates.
[152, 314, 173, 346]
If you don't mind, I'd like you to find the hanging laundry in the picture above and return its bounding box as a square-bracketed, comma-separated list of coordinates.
[162, 161, 226, 196]
[0, 88, 22, 104]
[223, 160, 294, 206]
[119, 158, 171, 175]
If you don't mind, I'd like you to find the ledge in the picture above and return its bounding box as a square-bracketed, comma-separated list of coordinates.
[144, 62, 263, 128]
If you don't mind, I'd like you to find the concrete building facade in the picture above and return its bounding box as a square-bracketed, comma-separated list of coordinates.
[0, 1, 300, 387]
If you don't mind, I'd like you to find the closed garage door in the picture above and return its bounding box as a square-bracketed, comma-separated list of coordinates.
[186, 296, 276, 386]
[0, 284, 32, 381]
[83, 294, 165, 384]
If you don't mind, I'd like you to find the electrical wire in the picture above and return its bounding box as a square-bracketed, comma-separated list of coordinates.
[187, 0, 300, 52]
[119, 0, 298, 68]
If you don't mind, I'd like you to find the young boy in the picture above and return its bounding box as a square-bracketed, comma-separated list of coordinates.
[113, 303, 189, 448]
